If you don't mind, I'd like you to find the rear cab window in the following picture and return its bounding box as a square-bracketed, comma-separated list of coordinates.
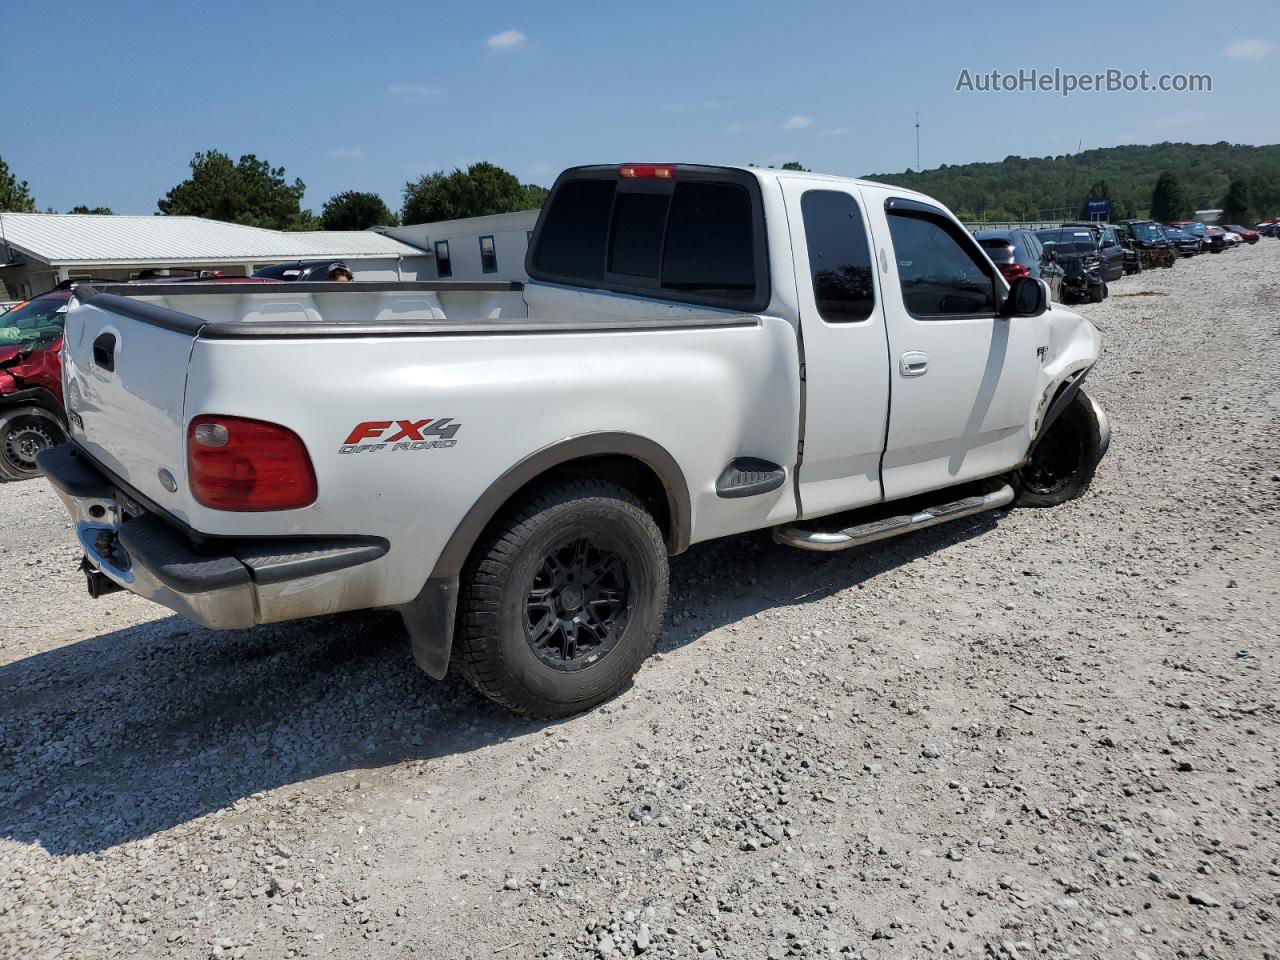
[528, 165, 770, 312]
[799, 190, 875, 322]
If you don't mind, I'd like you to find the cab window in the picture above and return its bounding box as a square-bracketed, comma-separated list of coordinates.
[887, 211, 996, 317]
[799, 190, 875, 322]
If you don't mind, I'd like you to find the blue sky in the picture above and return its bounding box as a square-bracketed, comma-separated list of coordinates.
[2, 0, 1276, 216]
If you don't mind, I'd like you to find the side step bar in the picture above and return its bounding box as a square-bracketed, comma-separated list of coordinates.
[773, 483, 1015, 552]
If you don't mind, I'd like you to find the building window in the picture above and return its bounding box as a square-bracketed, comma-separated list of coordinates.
[479, 235, 497, 274]
[434, 241, 452, 278]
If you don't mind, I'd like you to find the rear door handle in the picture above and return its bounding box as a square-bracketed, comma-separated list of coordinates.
[900, 351, 928, 377]
[92, 332, 116, 371]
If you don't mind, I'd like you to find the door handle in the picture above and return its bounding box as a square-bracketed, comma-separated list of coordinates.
[92, 332, 116, 371]
[900, 351, 929, 377]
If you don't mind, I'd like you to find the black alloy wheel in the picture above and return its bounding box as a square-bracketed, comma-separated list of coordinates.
[524, 534, 630, 671]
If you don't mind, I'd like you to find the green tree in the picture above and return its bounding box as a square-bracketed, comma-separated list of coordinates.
[320, 191, 397, 230]
[0, 154, 36, 212]
[781, 161, 809, 172]
[158, 150, 311, 230]
[69, 205, 114, 215]
[1149, 171, 1188, 222]
[401, 162, 544, 224]
[1219, 178, 1251, 226]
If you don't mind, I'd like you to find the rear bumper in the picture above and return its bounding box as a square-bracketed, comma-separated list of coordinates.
[37, 444, 389, 629]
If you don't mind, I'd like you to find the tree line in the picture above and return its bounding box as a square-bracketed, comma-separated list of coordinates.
[4, 142, 1277, 229]
[0, 151, 548, 230]
[861, 142, 1280, 224]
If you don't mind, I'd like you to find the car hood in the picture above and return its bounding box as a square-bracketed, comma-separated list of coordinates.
[0, 345, 24, 366]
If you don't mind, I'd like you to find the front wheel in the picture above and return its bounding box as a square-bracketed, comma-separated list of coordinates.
[1014, 390, 1108, 507]
[454, 479, 669, 718]
[0, 407, 66, 482]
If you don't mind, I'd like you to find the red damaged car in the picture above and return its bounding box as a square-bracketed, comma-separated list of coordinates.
[1, 276, 278, 480]
[0, 289, 73, 480]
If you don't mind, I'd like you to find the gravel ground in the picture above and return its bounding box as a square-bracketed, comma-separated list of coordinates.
[2, 244, 1278, 960]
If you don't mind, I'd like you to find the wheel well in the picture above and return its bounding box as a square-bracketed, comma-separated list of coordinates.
[516, 454, 673, 547]
[428, 436, 691, 585]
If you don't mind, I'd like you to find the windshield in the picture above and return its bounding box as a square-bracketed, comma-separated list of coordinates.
[1037, 230, 1097, 255]
[1164, 228, 1188, 239]
[0, 297, 68, 349]
[1130, 222, 1163, 241]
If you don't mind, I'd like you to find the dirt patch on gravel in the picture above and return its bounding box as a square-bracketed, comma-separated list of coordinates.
[2, 244, 1278, 960]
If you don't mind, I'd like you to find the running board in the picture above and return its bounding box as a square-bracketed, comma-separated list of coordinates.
[773, 483, 1015, 552]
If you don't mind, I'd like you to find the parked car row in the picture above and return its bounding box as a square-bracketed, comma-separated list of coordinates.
[976, 211, 1275, 306]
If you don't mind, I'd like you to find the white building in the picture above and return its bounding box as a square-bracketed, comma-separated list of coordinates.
[0, 213, 433, 299]
[377, 210, 539, 282]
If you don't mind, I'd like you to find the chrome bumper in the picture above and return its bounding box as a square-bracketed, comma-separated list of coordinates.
[37, 444, 388, 630]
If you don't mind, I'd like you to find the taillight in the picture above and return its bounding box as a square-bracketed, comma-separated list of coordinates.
[618, 164, 675, 179]
[187, 415, 317, 511]
[999, 263, 1031, 281]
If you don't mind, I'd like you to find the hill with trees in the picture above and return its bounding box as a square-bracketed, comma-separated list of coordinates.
[861, 142, 1280, 223]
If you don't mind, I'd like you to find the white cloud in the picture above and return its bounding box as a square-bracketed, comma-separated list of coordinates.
[784, 115, 814, 130]
[326, 147, 366, 159]
[1224, 38, 1273, 59]
[387, 83, 443, 99]
[487, 29, 527, 51]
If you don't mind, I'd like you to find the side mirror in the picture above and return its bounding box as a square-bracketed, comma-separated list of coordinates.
[1003, 276, 1048, 318]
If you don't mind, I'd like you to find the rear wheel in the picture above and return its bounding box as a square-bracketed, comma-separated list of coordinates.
[0, 407, 65, 482]
[1014, 390, 1106, 507]
[454, 479, 669, 718]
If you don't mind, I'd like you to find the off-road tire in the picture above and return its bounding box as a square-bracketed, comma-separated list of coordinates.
[454, 479, 669, 718]
[0, 407, 65, 482]
[1089, 283, 1105, 303]
[1014, 390, 1106, 508]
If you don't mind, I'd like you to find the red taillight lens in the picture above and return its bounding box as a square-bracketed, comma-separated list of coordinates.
[618, 164, 675, 179]
[187, 415, 317, 511]
[1000, 263, 1031, 282]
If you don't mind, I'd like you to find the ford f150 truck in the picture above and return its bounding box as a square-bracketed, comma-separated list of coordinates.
[40, 163, 1109, 717]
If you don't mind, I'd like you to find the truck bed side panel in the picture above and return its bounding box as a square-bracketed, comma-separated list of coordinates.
[180, 318, 801, 610]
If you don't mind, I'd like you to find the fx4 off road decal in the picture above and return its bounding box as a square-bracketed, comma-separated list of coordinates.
[340, 419, 461, 454]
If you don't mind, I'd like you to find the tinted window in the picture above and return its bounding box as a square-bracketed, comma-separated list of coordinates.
[888, 212, 996, 317]
[533, 179, 615, 280]
[435, 240, 452, 278]
[608, 192, 667, 278]
[800, 190, 875, 322]
[978, 237, 1016, 264]
[479, 235, 497, 274]
[660, 182, 755, 300]
[1010, 233, 1038, 268]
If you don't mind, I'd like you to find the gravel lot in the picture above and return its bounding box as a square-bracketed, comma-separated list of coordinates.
[2, 244, 1278, 960]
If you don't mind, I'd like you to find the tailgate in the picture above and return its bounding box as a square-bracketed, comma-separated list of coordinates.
[62, 293, 197, 511]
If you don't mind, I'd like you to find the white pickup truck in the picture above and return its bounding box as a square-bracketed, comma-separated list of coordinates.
[40, 163, 1108, 717]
